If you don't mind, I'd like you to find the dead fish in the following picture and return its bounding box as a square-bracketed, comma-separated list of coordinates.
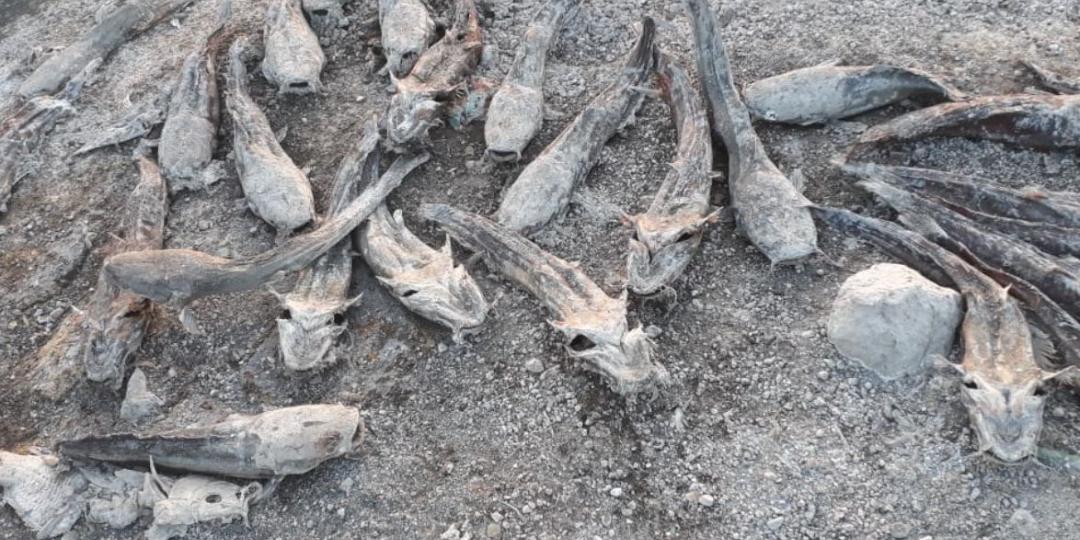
[357, 204, 490, 340]
[484, 0, 580, 162]
[379, 0, 437, 79]
[272, 120, 381, 372]
[495, 17, 657, 235]
[159, 0, 233, 192]
[0, 451, 85, 539]
[1022, 60, 1080, 95]
[932, 198, 1080, 260]
[262, 0, 325, 94]
[812, 206, 1056, 462]
[302, 0, 346, 33]
[83, 147, 167, 388]
[226, 36, 316, 235]
[858, 93, 1080, 151]
[625, 51, 715, 295]
[145, 474, 259, 540]
[841, 163, 1080, 229]
[853, 177, 1080, 325]
[683, 0, 818, 265]
[101, 151, 428, 333]
[18, 0, 194, 98]
[385, 0, 484, 149]
[60, 404, 363, 479]
[422, 204, 669, 395]
[743, 62, 964, 126]
[25, 307, 88, 400]
[72, 88, 169, 157]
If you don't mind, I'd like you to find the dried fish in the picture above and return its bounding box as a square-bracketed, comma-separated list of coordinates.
[625, 51, 714, 295]
[812, 206, 1056, 462]
[858, 94, 1080, 151]
[83, 147, 167, 388]
[357, 204, 489, 340]
[379, 0, 437, 79]
[683, 0, 818, 265]
[159, 0, 232, 191]
[0, 451, 85, 539]
[385, 0, 484, 149]
[422, 204, 669, 395]
[18, 0, 194, 98]
[484, 0, 580, 161]
[495, 17, 657, 235]
[302, 0, 346, 33]
[25, 307, 88, 400]
[226, 36, 316, 234]
[743, 62, 964, 126]
[145, 475, 260, 540]
[273, 120, 380, 372]
[262, 0, 325, 94]
[60, 404, 363, 479]
[101, 151, 427, 332]
[1022, 60, 1080, 95]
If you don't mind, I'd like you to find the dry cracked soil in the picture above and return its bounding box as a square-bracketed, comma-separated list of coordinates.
[2, 0, 1080, 539]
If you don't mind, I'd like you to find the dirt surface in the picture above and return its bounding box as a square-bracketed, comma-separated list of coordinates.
[3, 0, 1080, 538]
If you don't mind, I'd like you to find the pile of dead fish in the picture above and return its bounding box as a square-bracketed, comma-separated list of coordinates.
[4, 0, 1080, 535]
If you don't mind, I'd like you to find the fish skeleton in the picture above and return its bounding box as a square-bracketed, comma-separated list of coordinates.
[226, 35, 316, 235]
[484, 0, 580, 162]
[495, 17, 657, 235]
[682, 0, 818, 265]
[273, 119, 380, 372]
[812, 206, 1056, 462]
[262, 0, 325, 94]
[1022, 60, 1080, 95]
[422, 203, 669, 395]
[60, 404, 363, 479]
[385, 0, 483, 149]
[357, 204, 489, 340]
[83, 146, 168, 388]
[379, 0, 437, 79]
[101, 151, 428, 332]
[743, 62, 964, 126]
[625, 50, 715, 295]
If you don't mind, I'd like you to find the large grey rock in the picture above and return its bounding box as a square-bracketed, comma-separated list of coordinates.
[828, 263, 962, 380]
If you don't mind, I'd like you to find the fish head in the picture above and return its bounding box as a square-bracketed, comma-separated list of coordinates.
[154, 476, 253, 526]
[552, 304, 669, 395]
[102, 250, 205, 304]
[83, 300, 149, 386]
[484, 84, 543, 162]
[378, 262, 489, 338]
[959, 368, 1053, 462]
[384, 46, 423, 81]
[385, 89, 445, 149]
[625, 210, 712, 295]
[277, 300, 350, 371]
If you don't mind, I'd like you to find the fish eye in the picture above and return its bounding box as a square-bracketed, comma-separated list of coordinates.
[676, 231, 696, 243]
[401, 289, 419, 298]
[280, 310, 293, 320]
[962, 379, 979, 390]
[569, 335, 596, 352]
[1033, 384, 1048, 397]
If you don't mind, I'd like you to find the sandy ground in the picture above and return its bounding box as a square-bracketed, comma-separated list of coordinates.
[2, 0, 1080, 538]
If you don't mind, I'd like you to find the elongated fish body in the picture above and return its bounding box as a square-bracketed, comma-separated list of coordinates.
[60, 404, 363, 479]
[744, 64, 964, 126]
[858, 94, 1080, 151]
[379, 0, 436, 79]
[357, 204, 489, 339]
[853, 178, 1080, 324]
[495, 17, 657, 235]
[102, 152, 428, 308]
[18, 0, 194, 98]
[226, 37, 315, 234]
[422, 204, 668, 395]
[842, 163, 1080, 229]
[276, 121, 381, 372]
[262, 0, 325, 94]
[932, 199, 1080, 260]
[385, 0, 484, 149]
[626, 51, 713, 295]
[812, 206, 1052, 462]
[84, 149, 168, 388]
[1023, 60, 1080, 95]
[484, 0, 580, 161]
[682, 0, 817, 265]
[159, 3, 231, 191]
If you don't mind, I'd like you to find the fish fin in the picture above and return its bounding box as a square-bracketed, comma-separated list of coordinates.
[1028, 324, 1059, 368]
[179, 308, 204, 335]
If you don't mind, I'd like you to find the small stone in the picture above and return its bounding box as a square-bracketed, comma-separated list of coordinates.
[485, 522, 502, 538]
[890, 522, 913, 539]
[610, 487, 623, 498]
[1008, 508, 1037, 536]
[336, 507, 345, 518]
[119, 368, 163, 423]
[339, 477, 354, 495]
[766, 516, 784, 530]
[699, 494, 715, 507]
[524, 358, 544, 374]
[491, 512, 503, 523]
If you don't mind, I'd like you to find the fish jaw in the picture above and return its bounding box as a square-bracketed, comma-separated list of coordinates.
[960, 375, 1047, 462]
[485, 83, 543, 161]
[554, 318, 669, 396]
[277, 302, 347, 371]
[625, 211, 710, 295]
[378, 262, 489, 338]
[385, 91, 442, 149]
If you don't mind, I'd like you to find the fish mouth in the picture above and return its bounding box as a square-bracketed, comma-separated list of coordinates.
[277, 316, 346, 371]
[968, 410, 1042, 463]
[626, 236, 699, 295]
[485, 148, 521, 162]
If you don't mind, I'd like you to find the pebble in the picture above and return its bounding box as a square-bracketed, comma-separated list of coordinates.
[524, 358, 544, 374]
[766, 517, 784, 530]
[339, 477, 354, 495]
[610, 487, 623, 498]
[485, 523, 502, 538]
[890, 522, 913, 538]
[699, 494, 715, 507]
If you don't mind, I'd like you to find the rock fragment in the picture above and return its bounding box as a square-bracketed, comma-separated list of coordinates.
[119, 368, 164, 424]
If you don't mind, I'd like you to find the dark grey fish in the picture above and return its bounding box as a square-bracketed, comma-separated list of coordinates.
[60, 404, 362, 479]
[484, 0, 581, 162]
[625, 51, 714, 295]
[682, 0, 818, 265]
[378, 0, 436, 79]
[495, 17, 657, 235]
[262, 0, 325, 94]
[1022, 60, 1080, 95]
[812, 206, 1055, 462]
[744, 62, 964, 126]
[422, 204, 669, 395]
[302, 0, 346, 33]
